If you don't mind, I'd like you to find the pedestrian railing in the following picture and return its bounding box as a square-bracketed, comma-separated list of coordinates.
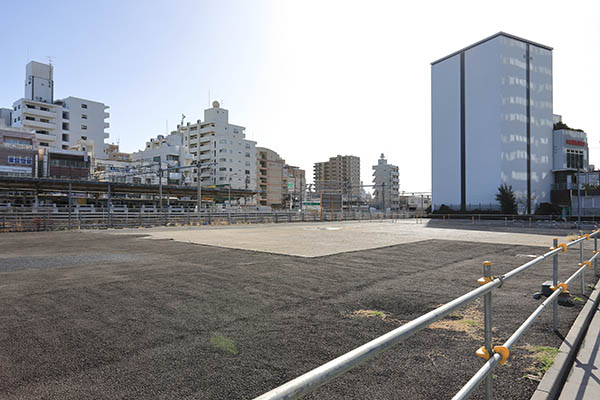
[254, 231, 600, 400]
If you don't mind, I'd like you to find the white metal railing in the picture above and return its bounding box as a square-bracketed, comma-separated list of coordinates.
[254, 232, 600, 400]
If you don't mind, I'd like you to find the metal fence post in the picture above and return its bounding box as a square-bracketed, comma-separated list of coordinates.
[595, 236, 598, 277]
[580, 240, 585, 293]
[553, 238, 558, 332]
[482, 260, 494, 400]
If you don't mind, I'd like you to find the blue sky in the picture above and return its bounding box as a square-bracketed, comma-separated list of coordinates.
[1, 0, 599, 192]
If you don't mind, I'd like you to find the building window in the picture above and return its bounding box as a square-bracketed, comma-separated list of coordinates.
[219, 139, 227, 144]
[82, 114, 88, 119]
[219, 167, 227, 172]
[219, 149, 227, 153]
[8, 156, 33, 165]
[40, 118, 49, 123]
[245, 152, 251, 157]
[81, 125, 87, 130]
[40, 142, 49, 147]
[40, 107, 49, 112]
[81, 104, 88, 109]
[62, 134, 69, 141]
[81, 136, 87, 140]
[245, 170, 250, 175]
[153, 156, 161, 162]
[567, 149, 584, 169]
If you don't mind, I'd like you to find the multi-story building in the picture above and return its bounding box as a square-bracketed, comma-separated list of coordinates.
[178, 101, 257, 190]
[132, 131, 194, 186]
[313, 155, 360, 200]
[283, 165, 306, 209]
[8, 61, 110, 160]
[256, 147, 285, 207]
[431, 32, 554, 213]
[0, 127, 38, 177]
[372, 153, 399, 210]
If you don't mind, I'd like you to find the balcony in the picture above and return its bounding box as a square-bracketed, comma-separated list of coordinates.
[23, 108, 56, 119]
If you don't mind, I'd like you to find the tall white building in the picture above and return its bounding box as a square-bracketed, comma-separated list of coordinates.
[179, 101, 257, 190]
[431, 32, 553, 213]
[9, 61, 110, 160]
[372, 153, 399, 210]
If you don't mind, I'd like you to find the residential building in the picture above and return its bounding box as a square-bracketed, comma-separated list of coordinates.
[103, 143, 132, 162]
[0, 127, 37, 177]
[132, 131, 194, 186]
[283, 164, 306, 209]
[431, 32, 553, 213]
[256, 147, 285, 207]
[372, 153, 399, 210]
[179, 101, 257, 190]
[9, 61, 110, 159]
[313, 155, 360, 200]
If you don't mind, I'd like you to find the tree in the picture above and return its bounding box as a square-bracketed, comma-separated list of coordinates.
[496, 184, 517, 215]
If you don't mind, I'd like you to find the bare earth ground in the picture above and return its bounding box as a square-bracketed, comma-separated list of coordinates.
[0, 221, 596, 399]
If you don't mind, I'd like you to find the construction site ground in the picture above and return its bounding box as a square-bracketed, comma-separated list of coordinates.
[0, 220, 595, 399]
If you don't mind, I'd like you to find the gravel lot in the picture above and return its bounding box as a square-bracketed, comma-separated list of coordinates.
[0, 228, 595, 399]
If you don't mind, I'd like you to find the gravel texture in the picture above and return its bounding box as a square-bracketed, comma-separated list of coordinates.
[0, 230, 595, 399]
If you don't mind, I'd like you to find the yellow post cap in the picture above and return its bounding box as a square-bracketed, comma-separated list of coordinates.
[483, 261, 492, 266]
[493, 346, 510, 365]
[476, 346, 490, 361]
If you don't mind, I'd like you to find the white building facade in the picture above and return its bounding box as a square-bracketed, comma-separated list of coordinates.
[179, 101, 257, 190]
[372, 153, 399, 210]
[9, 61, 110, 160]
[431, 32, 554, 213]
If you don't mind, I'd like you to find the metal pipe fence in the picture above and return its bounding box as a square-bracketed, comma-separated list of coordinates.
[254, 230, 600, 400]
[0, 207, 414, 233]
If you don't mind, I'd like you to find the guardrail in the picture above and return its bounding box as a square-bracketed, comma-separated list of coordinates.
[0, 208, 414, 232]
[254, 230, 600, 400]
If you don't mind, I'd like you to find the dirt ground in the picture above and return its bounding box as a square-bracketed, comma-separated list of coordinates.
[0, 227, 595, 399]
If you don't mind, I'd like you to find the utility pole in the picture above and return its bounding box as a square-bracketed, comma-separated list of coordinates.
[382, 182, 386, 212]
[159, 165, 163, 214]
[197, 125, 201, 213]
[577, 167, 581, 226]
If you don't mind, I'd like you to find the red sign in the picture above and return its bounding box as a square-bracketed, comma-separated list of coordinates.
[566, 139, 585, 147]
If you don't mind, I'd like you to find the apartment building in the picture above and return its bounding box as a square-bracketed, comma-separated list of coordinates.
[431, 32, 553, 213]
[372, 153, 399, 210]
[256, 147, 285, 207]
[313, 155, 360, 200]
[132, 131, 194, 186]
[178, 101, 257, 190]
[9, 61, 110, 160]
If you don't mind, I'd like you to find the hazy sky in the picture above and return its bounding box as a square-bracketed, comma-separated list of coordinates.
[1, 0, 598, 192]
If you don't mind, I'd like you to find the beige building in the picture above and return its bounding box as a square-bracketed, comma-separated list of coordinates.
[256, 147, 285, 208]
[313, 155, 360, 200]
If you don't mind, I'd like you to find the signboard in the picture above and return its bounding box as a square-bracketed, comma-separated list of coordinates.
[287, 182, 295, 191]
[0, 165, 32, 174]
[320, 193, 342, 212]
[566, 139, 585, 147]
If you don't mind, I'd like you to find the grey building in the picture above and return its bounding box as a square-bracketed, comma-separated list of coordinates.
[372, 153, 399, 210]
[432, 32, 554, 213]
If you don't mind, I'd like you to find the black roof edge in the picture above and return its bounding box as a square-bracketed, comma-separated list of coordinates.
[431, 32, 553, 66]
